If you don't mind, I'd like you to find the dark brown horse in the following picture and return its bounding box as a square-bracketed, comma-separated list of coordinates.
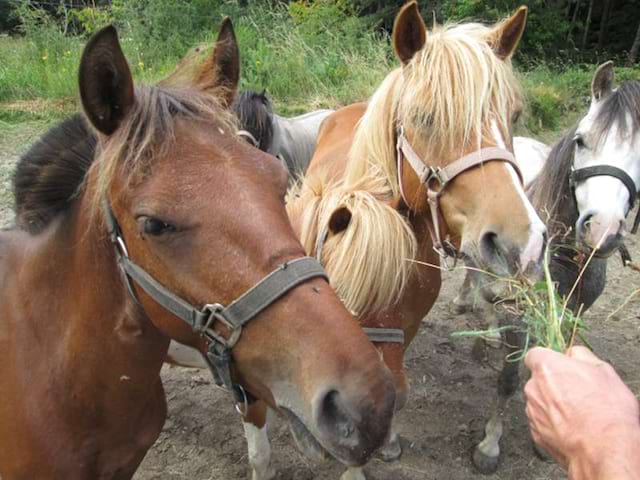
[0, 21, 395, 479]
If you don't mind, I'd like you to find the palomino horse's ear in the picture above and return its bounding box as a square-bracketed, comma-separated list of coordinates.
[489, 6, 528, 60]
[196, 17, 240, 107]
[592, 61, 615, 101]
[79, 25, 134, 136]
[392, 1, 427, 65]
[329, 207, 352, 234]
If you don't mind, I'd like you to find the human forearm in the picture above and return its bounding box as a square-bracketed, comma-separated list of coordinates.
[568, 425, 640, 480]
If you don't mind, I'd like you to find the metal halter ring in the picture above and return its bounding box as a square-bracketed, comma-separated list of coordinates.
[200, 303, 243, 349]
[234, 384, 250, 417]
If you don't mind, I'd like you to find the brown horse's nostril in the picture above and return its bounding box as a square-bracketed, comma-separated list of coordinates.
[317, 390, 358, 444]
[313, 371, 395, 464]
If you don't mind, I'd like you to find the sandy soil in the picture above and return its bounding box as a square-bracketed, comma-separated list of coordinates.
[1, 124, 638, 480]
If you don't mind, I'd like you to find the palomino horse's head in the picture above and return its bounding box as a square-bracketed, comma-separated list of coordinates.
[79, 23, 395, 465]
[347, 2, 546, 283]
[571, 62, 640, 256]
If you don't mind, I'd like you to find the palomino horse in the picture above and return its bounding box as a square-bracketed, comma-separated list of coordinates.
[1, 21, 396, 478]
[239, 3, 547, 479]
[233, 89, 334, 178]
[454, 61, 640, 465]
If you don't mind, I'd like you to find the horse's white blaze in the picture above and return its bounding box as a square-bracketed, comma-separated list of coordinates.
[513, 136, 550, 190]
[492, 120, 546, 270]
[574, 107, 640, 247]
[243, 421, 275, 480]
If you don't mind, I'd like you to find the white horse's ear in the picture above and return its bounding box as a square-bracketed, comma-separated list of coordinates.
[489, 6, 527, 60]
[392, 1, 427, 65]
[592, 61, 615, 101]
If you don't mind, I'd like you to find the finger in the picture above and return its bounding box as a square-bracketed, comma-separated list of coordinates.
[525, 347, 566, 373]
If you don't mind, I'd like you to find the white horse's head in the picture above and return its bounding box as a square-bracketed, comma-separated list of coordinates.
[572, 62, 640, 256]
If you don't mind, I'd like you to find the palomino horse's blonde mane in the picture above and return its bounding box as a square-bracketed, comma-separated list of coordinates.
[287, 170, 416, 317]
[345, 21, 523, 197]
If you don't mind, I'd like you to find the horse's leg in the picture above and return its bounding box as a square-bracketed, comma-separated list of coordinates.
[472, 317, 524, 474]
[242, 400, 275, 480]
[452, 270, 477, 314]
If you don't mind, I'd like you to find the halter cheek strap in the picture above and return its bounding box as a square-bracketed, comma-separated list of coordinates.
[103, 202, 328, 405]
[570, 165, 640, 234]
[396, 127, 521, 269]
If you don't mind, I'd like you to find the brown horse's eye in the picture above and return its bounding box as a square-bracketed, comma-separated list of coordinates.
[141, 217, 176, 236]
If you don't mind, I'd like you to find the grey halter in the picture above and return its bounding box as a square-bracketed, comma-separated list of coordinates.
[104, 202, 328, 404]
[314, 224, 405, 346]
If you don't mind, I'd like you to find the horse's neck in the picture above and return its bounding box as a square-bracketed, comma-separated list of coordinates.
[272, 114, 325, 176]
[16, 199, 169, 403]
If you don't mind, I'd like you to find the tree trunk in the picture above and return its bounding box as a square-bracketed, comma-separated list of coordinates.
[597, 0, 613, 50]
[628, 21, 640, 66]
[567, 0, 581, 41]
[582, 0, 594, 48]
[239, 0, 248, 7]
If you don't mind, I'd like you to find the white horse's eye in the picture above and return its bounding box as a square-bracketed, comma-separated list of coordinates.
[573, 134, 587, 149]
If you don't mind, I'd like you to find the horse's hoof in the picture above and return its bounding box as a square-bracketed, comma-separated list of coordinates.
[340, 467, 366, 480]
[472, 445, 500, 474]
[251, 466, 276, 480]
[532, 441, 552, 462]
[452, 295, 473, 314]
[377, 434, 402, 462]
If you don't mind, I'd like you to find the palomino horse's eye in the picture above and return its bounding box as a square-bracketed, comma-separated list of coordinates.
[141, 217, 177, 236]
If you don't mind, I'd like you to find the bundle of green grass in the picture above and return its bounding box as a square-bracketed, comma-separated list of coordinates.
[452, 246, 590, 357]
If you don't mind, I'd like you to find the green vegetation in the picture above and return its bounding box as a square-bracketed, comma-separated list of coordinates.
[0, 1, 639, 133]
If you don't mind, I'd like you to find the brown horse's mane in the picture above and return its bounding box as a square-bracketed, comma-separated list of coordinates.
[531, 79, 640, 236]
[14, 84, 236, 233]
[14, 114, 96, 233]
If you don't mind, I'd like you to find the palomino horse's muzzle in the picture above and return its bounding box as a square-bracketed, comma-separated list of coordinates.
[103, 201, 328, 407]
[395, 126, 523, 270]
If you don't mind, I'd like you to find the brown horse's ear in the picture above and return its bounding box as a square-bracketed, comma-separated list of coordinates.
[196, 17, 240, 107]
[393, 1, 427, 65]
[592, 61, 615, 101]
[79, 25, 134, 135]
[329, 207, 352, 234]
[489, 6, 527, 60]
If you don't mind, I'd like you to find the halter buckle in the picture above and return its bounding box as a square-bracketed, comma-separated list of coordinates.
[424, 166, 446, 188]
[200, 303, 242, 349]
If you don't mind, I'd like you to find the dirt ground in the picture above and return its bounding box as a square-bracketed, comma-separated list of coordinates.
[1, 122, 639, 480]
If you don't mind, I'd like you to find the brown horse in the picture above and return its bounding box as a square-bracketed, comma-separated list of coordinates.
[238, 3, 546, 479]
[0, 21, 396, 479]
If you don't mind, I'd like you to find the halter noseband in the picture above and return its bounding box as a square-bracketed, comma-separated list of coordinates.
[569, 165, 640, 234]
[396, 126, 522, 269]
[103, 202, 328, 406]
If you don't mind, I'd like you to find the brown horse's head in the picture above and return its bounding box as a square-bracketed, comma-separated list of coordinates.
[347, 3, 546, 285]
[78, 23, 395, 466]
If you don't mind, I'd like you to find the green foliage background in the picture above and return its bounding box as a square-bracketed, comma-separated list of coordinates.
[0, 0, 639, 137]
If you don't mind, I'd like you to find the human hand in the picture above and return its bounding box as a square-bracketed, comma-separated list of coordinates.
[524, 346, 640, 478]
